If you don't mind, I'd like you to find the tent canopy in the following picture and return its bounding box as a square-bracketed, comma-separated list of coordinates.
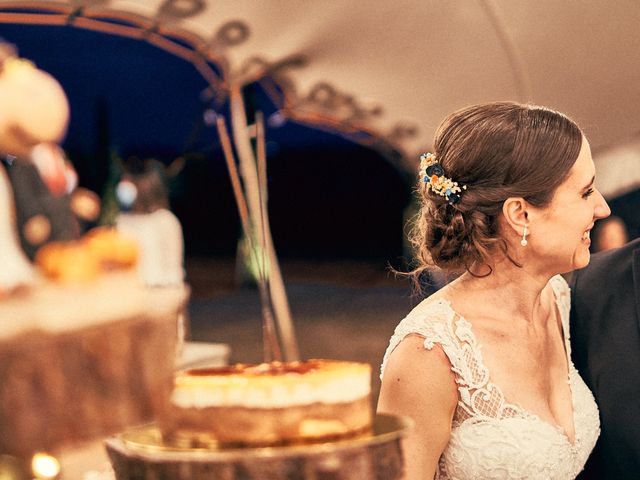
[1, 0, 640, 197]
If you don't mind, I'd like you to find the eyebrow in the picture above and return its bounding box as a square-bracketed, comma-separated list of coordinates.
[582, 175, 595, 191]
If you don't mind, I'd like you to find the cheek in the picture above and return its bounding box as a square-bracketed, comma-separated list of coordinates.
[567, 203, 593, 231]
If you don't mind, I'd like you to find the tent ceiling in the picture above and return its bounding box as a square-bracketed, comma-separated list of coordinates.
[1, 0, 640, 190]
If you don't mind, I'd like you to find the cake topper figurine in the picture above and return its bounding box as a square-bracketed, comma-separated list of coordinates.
[0, 41, 71, 293]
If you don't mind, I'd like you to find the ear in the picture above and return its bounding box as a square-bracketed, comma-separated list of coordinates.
[502, 197, 529, 238]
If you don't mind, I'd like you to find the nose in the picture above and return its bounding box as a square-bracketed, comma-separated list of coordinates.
[594, 189, 611, 220]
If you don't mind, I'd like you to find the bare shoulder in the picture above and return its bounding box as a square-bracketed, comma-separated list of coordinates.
[377, 334, 458, 479]
[379, 334, 458, 410]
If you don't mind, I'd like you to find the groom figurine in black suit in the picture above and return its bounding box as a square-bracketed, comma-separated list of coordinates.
[570, 237, 640, 479]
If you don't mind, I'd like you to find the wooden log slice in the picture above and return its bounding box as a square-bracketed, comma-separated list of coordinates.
[0, 274, 188, 457]
[105, 414, 411, 480]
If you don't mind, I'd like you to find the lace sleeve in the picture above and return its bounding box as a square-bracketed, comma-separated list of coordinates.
[379, 299, 488, 390]
[380, 298, 532, 424]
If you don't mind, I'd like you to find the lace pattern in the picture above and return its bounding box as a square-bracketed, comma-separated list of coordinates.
[380, 275, 600, 480]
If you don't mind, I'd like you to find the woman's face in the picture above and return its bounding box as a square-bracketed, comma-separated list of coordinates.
[527, 137, 611, 274]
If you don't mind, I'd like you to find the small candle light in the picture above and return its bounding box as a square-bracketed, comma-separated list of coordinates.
[31, 453, 60, 479]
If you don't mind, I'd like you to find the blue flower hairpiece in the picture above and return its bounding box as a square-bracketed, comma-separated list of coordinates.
[419, 153, 467, 205]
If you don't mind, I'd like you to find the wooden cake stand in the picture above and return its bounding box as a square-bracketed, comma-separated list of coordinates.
[0, 276, 188, 458]
[106, 413, 412, 480]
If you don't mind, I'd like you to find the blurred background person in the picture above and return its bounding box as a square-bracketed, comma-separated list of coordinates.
[115, 157, 185, 287]
[590, 215, 629, 252]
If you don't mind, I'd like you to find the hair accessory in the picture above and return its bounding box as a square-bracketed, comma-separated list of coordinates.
[419, 153, 467, 205]
[520, 224, 528, 247]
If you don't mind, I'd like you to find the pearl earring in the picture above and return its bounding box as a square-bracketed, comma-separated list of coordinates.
[520, 224, 528, 247]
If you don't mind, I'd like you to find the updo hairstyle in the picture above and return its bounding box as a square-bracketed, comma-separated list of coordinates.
[410, 101, 583, 276]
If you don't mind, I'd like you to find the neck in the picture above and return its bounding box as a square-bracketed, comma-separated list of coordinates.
[453, 255, 555, 325]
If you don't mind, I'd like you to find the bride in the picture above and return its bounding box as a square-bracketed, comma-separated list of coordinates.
[378, 102, 610, 479]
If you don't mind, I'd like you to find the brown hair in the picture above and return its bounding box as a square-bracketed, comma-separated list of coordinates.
[410, 101, 583, 279]
[122, 158, 169, 214]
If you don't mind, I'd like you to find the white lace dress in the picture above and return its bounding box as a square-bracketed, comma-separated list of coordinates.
[380, 275, 600, 480]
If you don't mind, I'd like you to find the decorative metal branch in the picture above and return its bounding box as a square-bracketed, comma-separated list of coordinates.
[229, 85, 299, 362]
[215, 115, 282, 363]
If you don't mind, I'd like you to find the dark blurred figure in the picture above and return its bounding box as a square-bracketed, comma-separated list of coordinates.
[571, 238, 640, 479]
[2, 154, 80, 259]
[591, 215, 629, 252]
[608, 187, 640, 240]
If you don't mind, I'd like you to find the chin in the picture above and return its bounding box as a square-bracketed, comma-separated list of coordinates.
[571, 250, 592, 271]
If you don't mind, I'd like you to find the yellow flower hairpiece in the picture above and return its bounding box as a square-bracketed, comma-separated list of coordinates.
[419, 153, 467, 205]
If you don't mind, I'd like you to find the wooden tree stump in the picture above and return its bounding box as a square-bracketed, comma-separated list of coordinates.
[106, 414, 411, 480]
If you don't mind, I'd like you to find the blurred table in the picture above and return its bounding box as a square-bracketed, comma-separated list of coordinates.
[58, 441, 114, 480]
[177, 341, 231, 369]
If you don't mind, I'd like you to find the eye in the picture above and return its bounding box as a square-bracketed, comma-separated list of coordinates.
[582, 188, 594, 199]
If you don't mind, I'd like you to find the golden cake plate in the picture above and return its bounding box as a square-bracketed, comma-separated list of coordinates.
[105, 414, 413, 479]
